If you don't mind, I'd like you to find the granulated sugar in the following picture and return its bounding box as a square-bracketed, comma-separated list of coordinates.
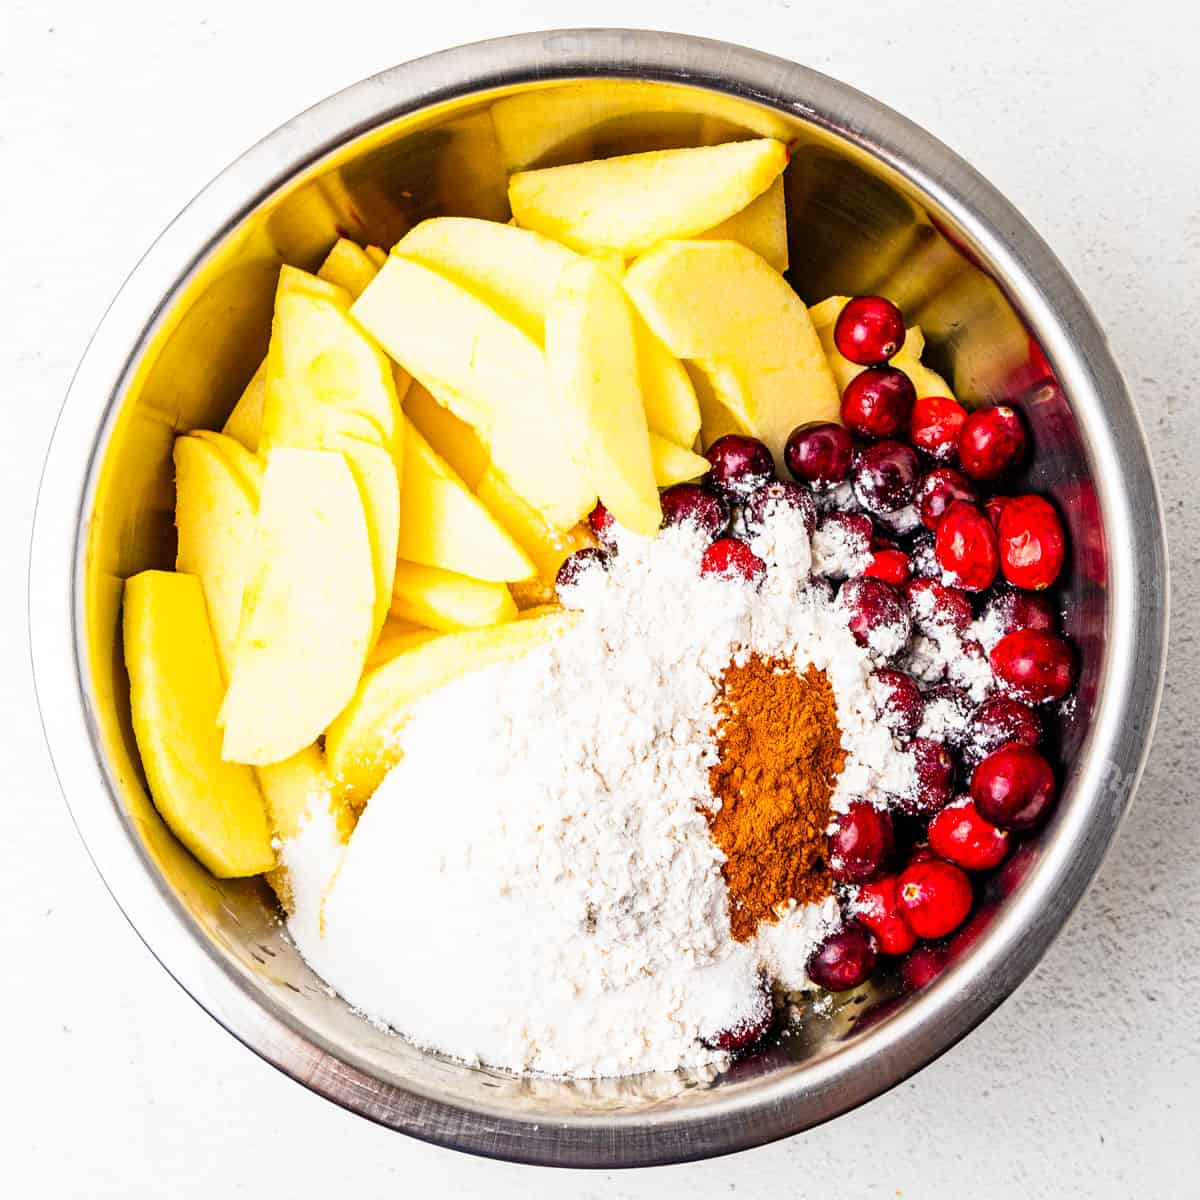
[283, 515, 914, 1077]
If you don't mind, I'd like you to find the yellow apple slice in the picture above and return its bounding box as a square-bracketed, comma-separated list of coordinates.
[223, 361, 267, 452]
[352, 256, 595, 530]
[390, 559, 517, 632]
[624, 240, 840, 462]
[366, 618, 441, 670]
[188, 429, 265, 495]
[326, 610, 578, 800]
[124, 570, 274, 877]
[317, 238, 380, 299]
[257, 744, 353, 841]
[403, 380, 489, 489]
[649, 433, 711, 487]
[547, 259, 661, 536]
[364, 244, 388, 268]
[697, 176, 788, 272]
[633, 316, 701, 446]
[509, 139, 788, 257]
[220, 448, 375, 766]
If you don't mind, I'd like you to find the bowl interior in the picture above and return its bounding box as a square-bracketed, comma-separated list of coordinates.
[78, 76, 1106, 1133]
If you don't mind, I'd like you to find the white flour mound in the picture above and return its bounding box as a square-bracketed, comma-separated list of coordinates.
[284, 517, 913, 1077]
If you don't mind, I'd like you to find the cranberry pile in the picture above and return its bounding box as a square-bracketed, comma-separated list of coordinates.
[559, 293, 1077, 1043]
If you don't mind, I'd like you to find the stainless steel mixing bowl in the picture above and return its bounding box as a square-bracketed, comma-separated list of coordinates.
[30, 29, 1168, 1166]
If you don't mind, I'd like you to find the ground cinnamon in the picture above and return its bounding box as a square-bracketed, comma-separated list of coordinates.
[707, 654, 845, 941]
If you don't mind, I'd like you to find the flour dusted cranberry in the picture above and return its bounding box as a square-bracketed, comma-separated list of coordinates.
[834, 295, 907, 365]
[807, 926, 878, 992]
[916, 468, 978, 530]
[898, 859, 973, 938]
[905, 738, 956, 814]
[813, 511, 874, 579]
[840, 577, 911, 656]
[990, 629, 1075, 703]
[984, 494, 1011, 529]
[873, 668, 924, 739]
[979, 586, 1057, 643]
[855, 878, 917, 955]
[958, 405, 1028, 480]
[963, 696, 1042, 767]
[705, 435, 775, 500]
[853, 440, 920, 515]
[910, 394, 968, 462]
[587, 501, 616, 546]
[863, 548, 911, 586]
[921, 683, 973, 751]
[785, 421, 854, 489]
[842, 367, 916, 438]
[971, 744, 1056, 831]
[660, 483, 730, 539]
[830, 802, 895, 883]
[905, 577, 974, 635]
[928, 798, 1010, 870]
[703, 983, 774, 1052]
[873, 502, 922, 538]
[744, 480, 817, 537]
[945, 637, 991, 694]
[909, 531, 940, 579]
[935, 501, 999, 592]
[900, 941, 950, 990]
[555, 547, 610, 599]
[997, 494, 1066, 590]
[701, 537, 767, 584]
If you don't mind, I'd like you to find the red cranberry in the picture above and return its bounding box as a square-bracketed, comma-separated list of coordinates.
[806, 926, 878, 992]
[980, 587, 1056, 642]
[984, 495, 1011, 529]
[990, 629, 1075, 703]
[900, 942, 950, 990]
[660, 483, 730, 539]
[898, 859, 973, 938]
[703, 984, 774, 1052]
[705, 435, 775, 501]
[587, 501, 616, 545]
[910, 394, 967, 462]
[916, 468, 978, 530]
[904, 737, 956, 814]
[909, 531, 940, 579]
[928, 797, 1010, 870]
[997, 495, 1066, 591]
[862, 548, 911, 586]
[830, 802, 895, 883]
[785, 421, 854, 490]
[555, 547, 610, 599]
[839, 578, 912, 656]
[842, 368, 916, 439]
[814, 512, 874, 579]
[873, 668, 924, 739]
[905, 577, 974, 635]
[852, 440, 920, 515]
[701, 537, 766, 584]
[963, 696, 1042, 767]
[744, 480, 817, 537]
[921, 683, 974, 751]
[834, 295, 907, 365]
[873, 502, 922, 538]
[935, 501, 999, 592]
[958, 405, 1028, 480]
[971, 744, 1056, 830]
[855, 878, 917, 955]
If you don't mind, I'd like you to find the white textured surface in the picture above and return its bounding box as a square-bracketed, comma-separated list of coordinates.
[3, 0, 1196, 1194]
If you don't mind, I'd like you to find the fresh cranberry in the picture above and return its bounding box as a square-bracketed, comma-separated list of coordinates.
[984, 495, 1011, 529]
[744, 480, 817, 537]
[909, 531, 940, 579]
[928, 798, 1010, 870]
[904, 738, 956, 814]
[839, 578, 912, 655]
[971, 744, 1056, 830]
[958, 405, 1028, 480]
[834, 295, 907, 365]
[898, 859, 973, 938]
[703, 985, 774, 1052]
[855, 878, 917, 955]
[785, 421, 854, 490]
[916, 468, 978, 530]
[910, 395, 968, 462]
[935, 501, 999, 592]
[905, 577, 974, 635]
[921, 683, 974, 751]
[701, 537, 767, 584]
[979, 588, 1056, 646]
[555, 547, 610, 598]
[945, 638, 990, 693]
[806, 926, 878, 991]
[997, 495, 1066, 591]
[660, 483, 730, 539]
[830, 802, 895, 883]
[863, 548, 911, 586]
[963, 696, 1042, 767]
[587, 501, 616, 545]
[990, 629, 1075, 703]
[842, 368, 916, 439]
[705, 435, 775, 501]
[852, 440, 920, 515]
[872, 668, 924, 739]
[873, 503, 922, 538]
[900, 942, 950, 990]
[814, 512, 874, 579]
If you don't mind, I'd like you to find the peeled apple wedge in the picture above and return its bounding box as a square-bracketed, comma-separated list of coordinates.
[123, 571, 274, 878]
[631, 315, 702, 446]
[697, 176, 788, 273]
[624, 240, 841, 463]
[326, 610, 579, 800]
[508, 138, 788, 257]
[220, 448, 375, 766]
[366, 618, 441, 670]
[317, 238, 381, 300]
[649, 433, 711, 487]
[403, 380, 489, 488]
[223, 361, 267, 452]
[390, 560, 517, 632]
[256, 744, 353, 842]
[363, 245, 388, 268]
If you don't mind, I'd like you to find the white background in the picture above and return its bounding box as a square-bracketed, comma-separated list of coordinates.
[3, 1, 1197, 1195]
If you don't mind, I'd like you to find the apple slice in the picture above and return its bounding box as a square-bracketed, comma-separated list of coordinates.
[123, 570, 274, 877]
[220, 448, 375, 766]
[317, 238, 380, 300]
[509, 139, 788, 256]
[697, 176, 788, 272]
[632, 314, 701, 446]
[398, 418, 534, 582]
[326, 609, 578, 800]
[649, 433, 711, 487]
[352, 255, 594, 530]
[547, 259, 661, 536]
[223, 361, 267, 452]
[390, 560, 517, 632]
[624, 240, 840, 463]
[403, 380, 489, 489]
[363, 245, 388, 268]
[366, 618, 441, 670]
